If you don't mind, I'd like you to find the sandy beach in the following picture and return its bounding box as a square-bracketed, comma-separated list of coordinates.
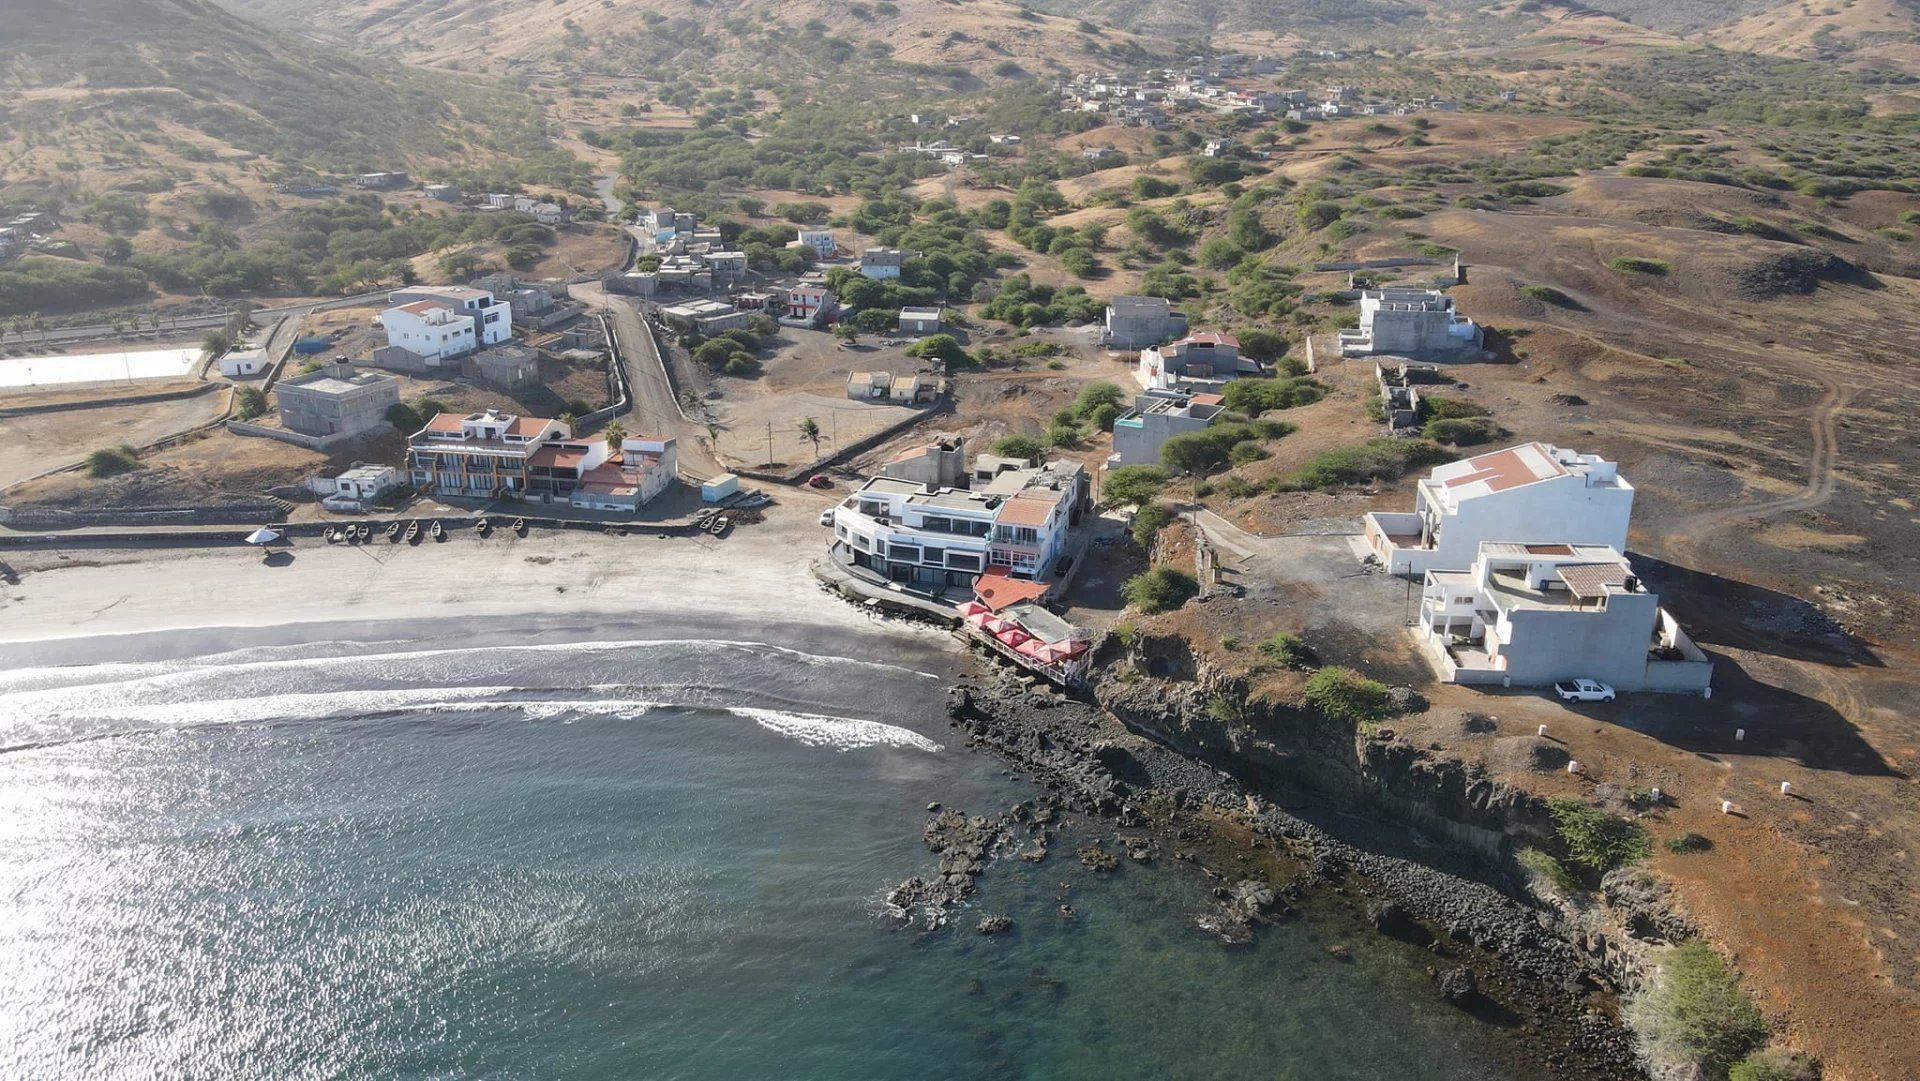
[0, 502, 908, 650]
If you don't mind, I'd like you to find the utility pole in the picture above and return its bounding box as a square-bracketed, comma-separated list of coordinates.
[767, 422, 774, 469]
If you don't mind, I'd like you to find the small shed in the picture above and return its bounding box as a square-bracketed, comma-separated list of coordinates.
[898, 307, 943, 336]
[219, 348, 268, 378]
[701, 473, 740, 503]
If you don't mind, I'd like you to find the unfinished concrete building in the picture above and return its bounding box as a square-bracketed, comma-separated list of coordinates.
[1339, 288, 1482, 359]
[275, 361, 399, 439]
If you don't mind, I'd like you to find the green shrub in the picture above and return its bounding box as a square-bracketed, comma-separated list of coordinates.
[1789, 220, 1852, 243]
[1273, 439, 1452, 491]
[1629, 940, 1769, 1079]
[1123, 566, 1198, 613]
[1519, 284, 1579, 307]
[1497, 180, 1569, 199]
[1131, 502, 1173, 548]
[906, 333, 972, 366]
[1256, 632, 1316, 669]
[385, 402, 423, 433]
[1547, 796, 1649, 873]
[84, 445, 142, 478]
[233, 386, 267, 420]
[990, 434, 1043, 461]
[723, 353, 761, 377]
[1220, 376, 1324, 415]
[1304, 667, 1392, 726]
[1516, 846, 1583, 893]
[1161, 420, 1295, 474]
[1423, 416, 1503, 447]
[1608, 257, 1671, 276]
[1728, 1048, 1818, 1081]
[1102, 465, 1168, 508]
[1665, 832, 1714, 855]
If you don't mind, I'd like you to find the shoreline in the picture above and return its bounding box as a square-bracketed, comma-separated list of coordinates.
[6, 524, 1647, 1078]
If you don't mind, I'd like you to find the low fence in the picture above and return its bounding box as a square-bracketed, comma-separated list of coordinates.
[733, 400, 954, 486]
[572, 313, 632, 431]
[225, 419, 364, 452]
[0, 513, 710, 550]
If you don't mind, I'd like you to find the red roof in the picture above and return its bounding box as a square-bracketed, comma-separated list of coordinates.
[1190, 393, 1225, 407]
[507, 416, 553, 437]
[973, 568, 1051, 612]
[529, 443, 590, 470]
[422, 413, 464, 434]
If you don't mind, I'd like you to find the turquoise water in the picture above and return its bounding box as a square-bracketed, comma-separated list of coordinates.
[0, 629, 1519, 1079]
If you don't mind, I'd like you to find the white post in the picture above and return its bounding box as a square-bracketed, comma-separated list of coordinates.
[1720, 800, 1734, 814]
[1650, 787, 1662, 803]
[1735, 728, 1745, 742]
[1780, 781, 1793, 796]
[1537, 724, 1548, 738]
[1566, 760, 1580, 775]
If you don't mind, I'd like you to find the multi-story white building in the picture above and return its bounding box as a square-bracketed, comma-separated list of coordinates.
[1417, 542, 1712, 694]
[1338, 288, 1481, 359]
[858, 247, 908, 279]
[831, 460, 1086, 590]
[1364, 442, 1635, 576]
[407, 410, 571, 499]
[378, 286, 512, 365]
[793, 230, 837, 259]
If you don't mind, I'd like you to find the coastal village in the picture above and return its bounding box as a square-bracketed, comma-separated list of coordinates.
[6, 20, 1920, 1079]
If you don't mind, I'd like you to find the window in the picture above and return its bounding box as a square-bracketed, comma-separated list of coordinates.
[947, 553, 983, 571]
[889, 544, 921, 562]
[921, 546, 945, 566]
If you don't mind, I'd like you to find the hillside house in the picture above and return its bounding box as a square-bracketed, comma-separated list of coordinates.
[1418, 543, 1712, 694]
[859, 248, 909, 279]
[1338, 288, 1482, 359]
[1101, 295, 1188, 350]
[660, 300, 750, 335]
[379, 286, 512, 364]
[218, 348, 269, 378]
[1363, 443, 1635, 576]
[1135, 332, 1262, 392]
[1108, 390, 1225, 468]
[785, 283, 835, 326]
[879, 437, 966, 489]
[353, 172, 410, 190]
[898, 307, 943, 335]
[794, 230, 837, 259]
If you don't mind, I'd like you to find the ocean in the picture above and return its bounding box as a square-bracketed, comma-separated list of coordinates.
[0, 621, 1519, 1079]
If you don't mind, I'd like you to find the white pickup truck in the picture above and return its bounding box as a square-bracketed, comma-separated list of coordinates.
[1554, 679, 1616, 703]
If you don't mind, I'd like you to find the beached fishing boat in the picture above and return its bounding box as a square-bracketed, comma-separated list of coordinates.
[386, 522, 400, 542]
[404, 521, 420, 543]
[430, 521, 444, 541]
[513, 518, 527, 536]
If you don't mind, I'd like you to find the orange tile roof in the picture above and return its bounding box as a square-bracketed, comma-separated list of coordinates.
[529, 443, 590, 470]
[1439, 443, 1566, 493]
[507, 416, 554, 437]
[995, 490, 1060, 527]
[423, 413, 464, 433]
[973, 569, 1051, 612]
[1190, 393, 1225, 406]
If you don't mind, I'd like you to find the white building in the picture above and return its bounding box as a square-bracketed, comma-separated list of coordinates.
[321, 464, 402, 511]
[218, 347, 268, 378]
[1418, 542, 1712, 694]
[1135, 332, 1261, 392]
[1363, 443, 1635, 577]
[859, 247, 908, 279]
[794, 230, 837, 259]
[528, 435, 679, 512]
[378, 286, 511, 365]
[831, 460, 1086, 590]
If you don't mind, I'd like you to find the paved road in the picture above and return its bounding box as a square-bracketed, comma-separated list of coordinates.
[571, 283, 720, 478]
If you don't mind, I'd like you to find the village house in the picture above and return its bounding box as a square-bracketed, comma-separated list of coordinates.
[321, 463, 402, 512]
[1135, 332, 1262, 392]
[793, 230, 837, 260]
[424, 184, 462, 203]
[1338, 288, 1482, 359]
[218, 347, 268, 378]
[468, 341, 541, 391]
[660, 299, 751, 335]
[378, 285, 512, 365]
[878, 437, 967, 489]
[353, 171, 410, 190]
[275, 361, 399, 439]
[1108, 390, 1225, 468]
[846, 371, 941, 405]
[527, 434, 679, 512]
[1364, 442, 1635, 576]
[469, 275, 579, 329]
[784, 283, 835, 326]
[897, 307, 943, 336]
[1417, 542, 1712, 694]
[1101, 295, 1188, 350]
[407, 410, 572, 499]
[859, 247, 909, 279]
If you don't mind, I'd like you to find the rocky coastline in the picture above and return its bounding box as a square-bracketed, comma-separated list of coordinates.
[899, 653, 1672, 1081]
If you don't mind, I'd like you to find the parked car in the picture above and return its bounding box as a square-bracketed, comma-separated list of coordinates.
[807, 474, 833, 489]
[1554, 679, 1616, 703]
[819, 508, 835, 527]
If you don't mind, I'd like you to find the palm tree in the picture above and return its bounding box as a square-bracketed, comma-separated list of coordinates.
[797, 417, 822, 459]
[601, 420, 625, 446]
